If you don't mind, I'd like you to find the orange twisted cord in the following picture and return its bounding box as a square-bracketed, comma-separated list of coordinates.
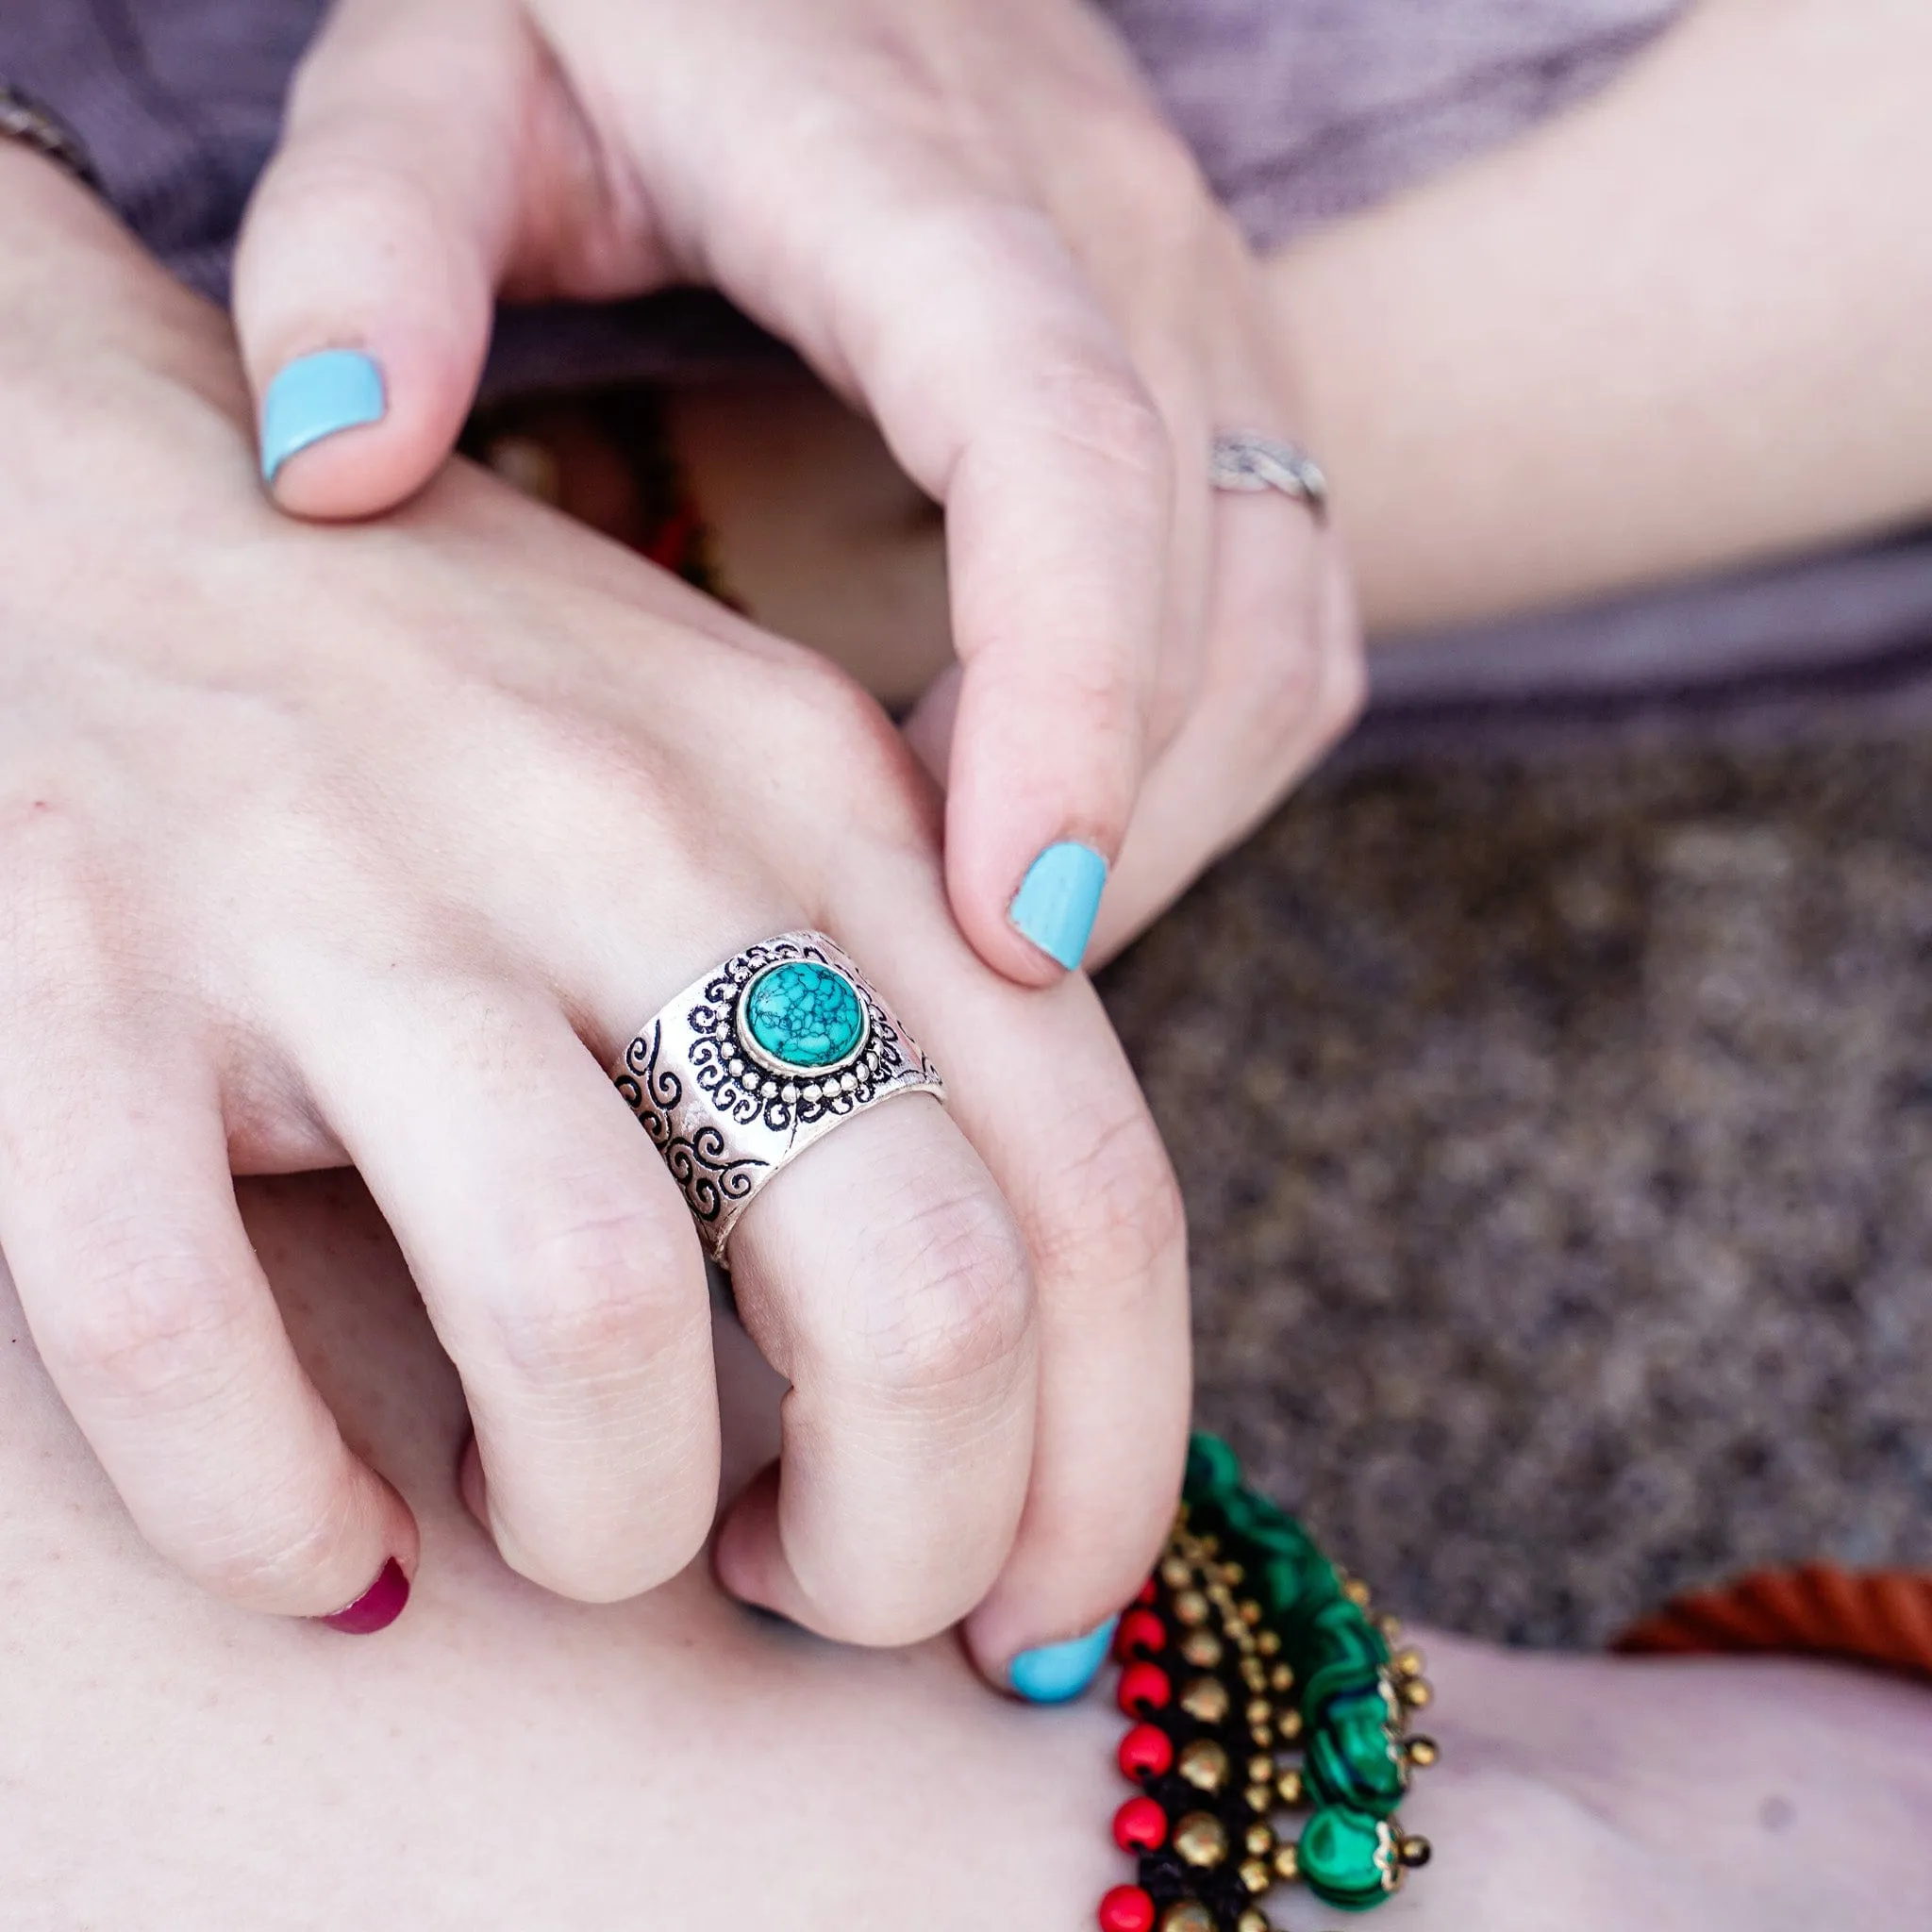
[1616, 1564, 1932, 1684]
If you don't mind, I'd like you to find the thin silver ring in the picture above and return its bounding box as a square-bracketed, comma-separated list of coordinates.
[1209, 430, 1328, 523]
[610, 931, 944, 1265]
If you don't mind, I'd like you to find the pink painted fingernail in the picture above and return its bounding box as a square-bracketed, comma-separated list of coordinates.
[318, 1557, 410, 1635]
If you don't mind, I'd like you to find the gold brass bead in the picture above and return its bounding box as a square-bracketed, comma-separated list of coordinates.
[1247, 1754, 1275, 1784]
[1244, 1822, 1275, 1857]
[1198, 1534, 1221, 1557]
[1342, 1576, 1373, 1608]
[1255, 1628, 1281, 1657]
[1177, 1738, 1230, 1793]
[1222, 1560, 1245, 1586]
[1242, 1784, 1273, 1814]
[1399, 1834, 1433, 1869]
[1207, 1584, 1236, 1614]
[1248, 1722, 1274, 1749]
[1240, 1657, 1268, 1692]
[1157, 1904, 1214, 1932]
[1180, 1627, 1224, 1669]
[1273, 1841, 1301, 1881]
[1238, 1857, 1273, 1895]
[1228, 1622, 1257, 1654]
[1160, 1555, 1191, 1591]
[1399, 1676, 1434, 1711]
[1275, 1768, 1305, 1807]
[1174, 1810, 1230, 1868]
[1406, 1734, 1441, 1771]
[1268, 1662, 1295, 1694]
[1275, 1707, 1304, 1742]
[1244, 1697, 1273, 1728]
[1173, 1589, 1211, 1627]
[1236, 1911, 1273, 1932]
[1392, 1646, 1426, 1680]
[1377, 1611, 1404, 1641]
[1238, 1598, 1262, 1625]
[1179, 1675, 1232, 1724]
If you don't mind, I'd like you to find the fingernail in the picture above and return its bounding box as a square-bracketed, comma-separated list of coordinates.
[1008, 1613, 1119, 1704]
[1008, 841, 1108, 971]
[259, 348, 386, 483]
[317, 1557, 410, 1635]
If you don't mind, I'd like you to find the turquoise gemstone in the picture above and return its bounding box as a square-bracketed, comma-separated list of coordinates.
[740, 960, 867, 1071]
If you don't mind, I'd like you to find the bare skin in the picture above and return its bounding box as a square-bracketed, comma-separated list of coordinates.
[672, 0, 1932, 878]
[8, 2, 1932, 1916]
[3, 1170, 1928, 1929]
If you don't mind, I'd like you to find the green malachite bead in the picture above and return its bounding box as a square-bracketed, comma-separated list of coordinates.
[1257, 1548, 1343, 1624]
[1298, 1807, 1398, 1911]
[1289, 1594, 1383, 1660]
[1305, 1686, 1407, 1818]
[1298, 1600, 1393, 1716]
[739, 959, 867, 1071]
[1184, 1430, 1242, 1504]
[1221, 1486, 1318, 1557]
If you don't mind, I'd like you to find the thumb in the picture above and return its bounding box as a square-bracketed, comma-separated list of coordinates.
[233, 0, 531, 517]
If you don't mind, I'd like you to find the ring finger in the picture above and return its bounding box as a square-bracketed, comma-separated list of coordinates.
[288, 964, 721, 1603]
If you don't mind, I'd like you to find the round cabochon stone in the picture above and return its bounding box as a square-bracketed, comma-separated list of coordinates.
[740, 958, 868, 1072]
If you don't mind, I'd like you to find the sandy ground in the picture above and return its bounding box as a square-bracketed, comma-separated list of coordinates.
[1100, 725, 1932, 1646]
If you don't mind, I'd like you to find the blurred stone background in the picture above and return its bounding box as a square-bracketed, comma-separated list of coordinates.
[1099, 724, 1932, 1648]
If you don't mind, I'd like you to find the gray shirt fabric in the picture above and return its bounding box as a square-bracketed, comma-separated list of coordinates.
[6, 0, 1930, 719]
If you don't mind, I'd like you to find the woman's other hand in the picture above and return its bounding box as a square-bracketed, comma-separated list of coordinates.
[0, 145, 1186, 1687]
[231, 0, 1361, 984]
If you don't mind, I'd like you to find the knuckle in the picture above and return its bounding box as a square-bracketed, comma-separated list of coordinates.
[769, 653, 938, 845]
[44, 1242, 249, 1410]
[1247, 632, 1330, 744]
[498, 1493, 711, 1606]
[844, 1182, 1035, 1400]
[190, 1513, 354, 1607]
[483, 1204, 691, 1384]
[1024, 363, 1174, 500]
[1033, 1099, 1186, 1297]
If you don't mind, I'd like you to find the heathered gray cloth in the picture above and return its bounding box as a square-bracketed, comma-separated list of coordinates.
[5, 0, 1932, 710]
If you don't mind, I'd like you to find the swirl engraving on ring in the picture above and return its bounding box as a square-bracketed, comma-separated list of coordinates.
[610, 932, 944, 1260]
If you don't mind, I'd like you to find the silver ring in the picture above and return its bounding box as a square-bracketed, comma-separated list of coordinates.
[1209, 430, 1328, 522]
[610, 931, 945, 1264]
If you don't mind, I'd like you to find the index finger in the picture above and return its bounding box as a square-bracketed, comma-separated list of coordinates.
[712, 167, 1176, 983]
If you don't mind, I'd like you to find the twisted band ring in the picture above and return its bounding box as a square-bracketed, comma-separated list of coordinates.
[1209, 430, 1329, 522]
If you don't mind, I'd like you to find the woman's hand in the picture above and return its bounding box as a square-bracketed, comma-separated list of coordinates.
[231, 0, 1361, 983]
[0, 147, 1188, 1681]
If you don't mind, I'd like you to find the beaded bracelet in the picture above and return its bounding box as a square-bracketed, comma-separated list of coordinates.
[0, 83, 99, 192]
[1097, 1434, 1437, 1930]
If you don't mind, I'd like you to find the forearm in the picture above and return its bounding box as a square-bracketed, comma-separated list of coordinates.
[1267, 0, 1932, 636]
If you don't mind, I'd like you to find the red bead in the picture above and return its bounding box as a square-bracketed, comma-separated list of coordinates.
[1117, 1660, 1172, 1717]
[1114, 1608, 1167, 1660]
[1112, 1793, 1169, 1853]
[1097, 1884, 1157, 1932]
[1117, 1721, 1174, 1781]
[1134, 1576, 1158, 1607]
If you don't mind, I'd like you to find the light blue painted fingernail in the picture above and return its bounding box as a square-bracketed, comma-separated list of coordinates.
[1008, 1614, 1118, 1704]
[259, 348, 386, 483]
[1008, 841, 1108, 971]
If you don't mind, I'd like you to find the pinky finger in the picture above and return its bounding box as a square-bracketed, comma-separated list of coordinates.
[0, 1027, 416, 1626]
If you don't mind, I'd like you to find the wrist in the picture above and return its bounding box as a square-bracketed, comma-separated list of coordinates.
[0, 141, 247, 429]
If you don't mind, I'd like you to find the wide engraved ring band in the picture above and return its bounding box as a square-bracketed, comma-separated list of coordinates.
[610, 931, 945, 1264]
